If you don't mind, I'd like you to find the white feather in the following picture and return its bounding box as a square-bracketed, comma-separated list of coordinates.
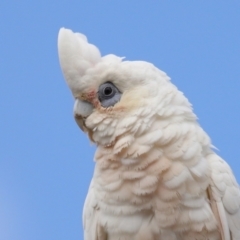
[58, 28, 101, 96]
[58, 28, 240, 240]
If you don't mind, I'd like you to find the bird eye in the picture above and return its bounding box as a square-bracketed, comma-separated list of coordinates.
[103, 86, 114, 97]
[98, 82, 122, 108]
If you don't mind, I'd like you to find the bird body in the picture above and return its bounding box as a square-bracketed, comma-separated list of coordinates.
[58, 28, 240, 240]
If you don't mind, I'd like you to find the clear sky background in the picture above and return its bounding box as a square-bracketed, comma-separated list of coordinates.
[1, 1, 240, 240]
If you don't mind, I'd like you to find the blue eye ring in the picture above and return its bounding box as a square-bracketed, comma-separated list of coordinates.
[98, 82, 122, 107]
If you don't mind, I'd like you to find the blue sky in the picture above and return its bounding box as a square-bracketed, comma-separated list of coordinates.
[1, 1, 240, 239]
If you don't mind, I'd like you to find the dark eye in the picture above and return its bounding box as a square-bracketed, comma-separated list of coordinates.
[98, 82, 122, 108]
[102, 85, 114, 98]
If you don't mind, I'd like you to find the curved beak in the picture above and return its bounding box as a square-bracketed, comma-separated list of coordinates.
[73, 99, 94, 132]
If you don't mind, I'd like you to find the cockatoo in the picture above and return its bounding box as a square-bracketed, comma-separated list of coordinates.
[57, 28, 240, 240]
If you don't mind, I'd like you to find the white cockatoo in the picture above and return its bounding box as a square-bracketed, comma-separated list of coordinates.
[58, 28, 240, 240]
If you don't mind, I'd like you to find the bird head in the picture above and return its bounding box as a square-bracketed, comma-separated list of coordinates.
[58, 28, 196, 147]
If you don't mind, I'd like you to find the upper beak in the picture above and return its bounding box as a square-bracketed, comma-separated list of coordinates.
[73, 99, 94, 131]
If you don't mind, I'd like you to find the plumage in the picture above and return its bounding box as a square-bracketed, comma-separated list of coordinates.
[58, 27, 240, 240]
